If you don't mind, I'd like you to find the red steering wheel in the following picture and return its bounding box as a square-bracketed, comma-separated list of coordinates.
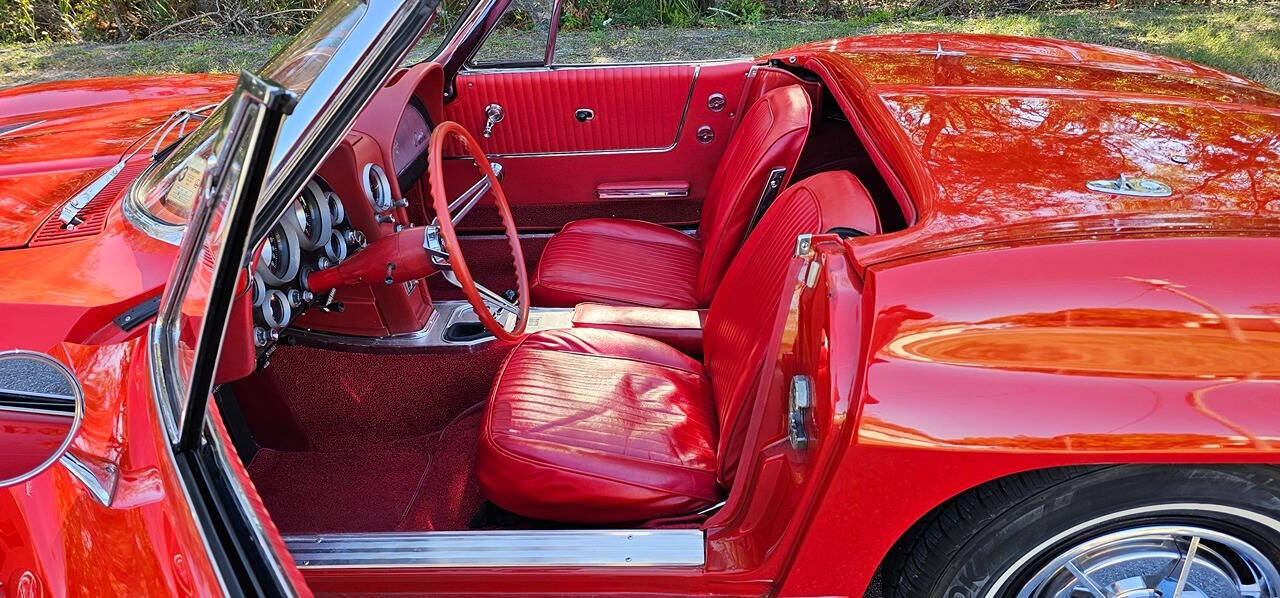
[426, 121, 529, 342]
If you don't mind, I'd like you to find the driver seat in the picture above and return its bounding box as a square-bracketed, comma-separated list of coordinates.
[529, 85, 814, 309]
[476, 171, 880, 523]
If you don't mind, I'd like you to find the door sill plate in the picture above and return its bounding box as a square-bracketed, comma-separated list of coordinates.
[285, 529, 705, 568]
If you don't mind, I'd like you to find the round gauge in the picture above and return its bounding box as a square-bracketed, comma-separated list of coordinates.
[287, 181, 333, 251]
[250, 275, 266, 307]
[255, 223, 301, 287]
[362, 163, 393, 213]
[326, 191, 345, 225]
[324, 233, 348, 263]
[260, 289, 293, 330]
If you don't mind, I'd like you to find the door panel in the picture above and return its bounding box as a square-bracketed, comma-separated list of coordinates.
[446, 64, 695, 154]
[439, 60, 755, 232]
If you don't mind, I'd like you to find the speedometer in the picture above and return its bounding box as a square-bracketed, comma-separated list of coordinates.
[255, 222, 301, 287]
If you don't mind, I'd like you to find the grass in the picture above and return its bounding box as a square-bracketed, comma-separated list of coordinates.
[2, 4, 1277, 89]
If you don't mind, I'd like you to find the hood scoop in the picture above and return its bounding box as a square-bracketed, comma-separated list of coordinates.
[1086, 173, 1173, 198]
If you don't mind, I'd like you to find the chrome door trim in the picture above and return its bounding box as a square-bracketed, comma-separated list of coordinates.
[285, 529, 705, 568]
[597, 186, 691, 200]
[452, 64, 702, 158]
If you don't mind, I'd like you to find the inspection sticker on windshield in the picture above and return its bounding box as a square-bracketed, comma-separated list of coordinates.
[166, 156, 208, 212]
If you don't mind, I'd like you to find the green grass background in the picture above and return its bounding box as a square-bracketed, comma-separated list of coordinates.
[1, 4, 1277, 89]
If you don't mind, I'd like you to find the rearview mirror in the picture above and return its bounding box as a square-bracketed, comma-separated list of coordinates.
[0, 351, 83, 487]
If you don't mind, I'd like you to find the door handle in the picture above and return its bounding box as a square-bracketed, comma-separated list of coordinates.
[483, 103, 504, 138]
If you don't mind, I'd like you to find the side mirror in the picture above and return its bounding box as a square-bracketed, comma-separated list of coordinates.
[0, 351, 82, 487]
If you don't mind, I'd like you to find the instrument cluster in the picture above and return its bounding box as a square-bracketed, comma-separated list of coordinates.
[251, 177, 364, 346]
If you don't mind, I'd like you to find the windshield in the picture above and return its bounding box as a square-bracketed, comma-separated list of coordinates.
[127, 0, 378, 235]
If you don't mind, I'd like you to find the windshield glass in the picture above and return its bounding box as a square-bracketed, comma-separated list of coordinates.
[127, 0, 431, 232]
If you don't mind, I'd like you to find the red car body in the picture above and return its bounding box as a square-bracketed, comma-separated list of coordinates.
[0, 11, 1278, 596]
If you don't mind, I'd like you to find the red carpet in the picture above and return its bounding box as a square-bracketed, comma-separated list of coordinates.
[248, 406, 485, 534]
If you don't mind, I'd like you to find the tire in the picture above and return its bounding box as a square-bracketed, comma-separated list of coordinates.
[883, 465, 1280, 598]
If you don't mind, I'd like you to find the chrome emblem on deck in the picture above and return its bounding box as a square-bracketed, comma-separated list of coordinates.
[1086, 173, 1173, 197]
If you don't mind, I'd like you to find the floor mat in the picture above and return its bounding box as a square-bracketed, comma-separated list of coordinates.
[249, 406, 485, 534]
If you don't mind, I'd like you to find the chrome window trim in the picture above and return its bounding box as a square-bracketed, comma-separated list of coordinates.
[122, 190, 187, 245]
[285, 529, 705, 569]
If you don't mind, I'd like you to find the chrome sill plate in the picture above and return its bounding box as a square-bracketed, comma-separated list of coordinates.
[286, 529, 705, 569]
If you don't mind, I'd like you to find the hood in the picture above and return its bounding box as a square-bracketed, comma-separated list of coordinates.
[780, 34, 1280, 264]
[0, 75, 236, 249]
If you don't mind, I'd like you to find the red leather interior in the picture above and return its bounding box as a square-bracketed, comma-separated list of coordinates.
[438, 61, 751, 231]
[445, 66, 693, 155]
[703, 170, 878, 485]
[475, 327, 721, 523]
[570, 303, 706, 356]
[530, 85, 813, 308]
[694, 85, 814, 302]
[531, 218, 702, 309]
[477, 171, 879, 523]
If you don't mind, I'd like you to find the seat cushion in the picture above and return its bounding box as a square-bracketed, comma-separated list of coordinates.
[530, 218, 703, 309]
[476, 327, 721, 523]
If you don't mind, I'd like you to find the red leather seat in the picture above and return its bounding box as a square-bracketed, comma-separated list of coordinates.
[530, 85, 814, 309]
[530, 218, 703, 309]
[477, 171, 879, 523]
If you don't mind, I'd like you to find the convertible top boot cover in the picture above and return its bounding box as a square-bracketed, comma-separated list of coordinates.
[529, 85, 813, 309]
[475, 171, 878, 524]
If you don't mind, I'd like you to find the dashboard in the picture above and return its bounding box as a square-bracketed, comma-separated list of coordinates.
[251, 177, 365, 344]
[246, 61, 445, 350]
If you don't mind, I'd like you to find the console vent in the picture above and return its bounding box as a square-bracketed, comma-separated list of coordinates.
[29, 159, 150, 247]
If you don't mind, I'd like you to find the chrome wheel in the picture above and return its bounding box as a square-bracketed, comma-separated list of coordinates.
[1016, 525, 1280, 598]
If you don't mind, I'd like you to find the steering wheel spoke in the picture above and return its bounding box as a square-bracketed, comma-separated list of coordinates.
[427, 122, 528, 342]
[433, 162, 504, 228]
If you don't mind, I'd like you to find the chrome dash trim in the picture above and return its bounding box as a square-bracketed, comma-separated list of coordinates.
[0, 119, 45, 138]
[466, 64, 701, 158]
[286, 529, 705, 569]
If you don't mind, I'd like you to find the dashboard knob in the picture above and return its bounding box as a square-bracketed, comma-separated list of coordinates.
[393, 198, 409, 208]
[343, 230, 365, 246]
[254, 327, 271, 347]
[301, 290, 315, 303]
[316, 256, 333, 270]
[287, 289, 305, 308]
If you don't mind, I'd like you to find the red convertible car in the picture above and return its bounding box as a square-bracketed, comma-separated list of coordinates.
[2, 0, 1279, 596]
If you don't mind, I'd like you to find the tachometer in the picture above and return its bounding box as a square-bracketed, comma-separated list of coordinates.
[288, 181, 333, 251]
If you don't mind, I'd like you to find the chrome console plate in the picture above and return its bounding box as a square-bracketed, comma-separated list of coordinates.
[288, 301, 574, 349]
[286, 529, 705, 568]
